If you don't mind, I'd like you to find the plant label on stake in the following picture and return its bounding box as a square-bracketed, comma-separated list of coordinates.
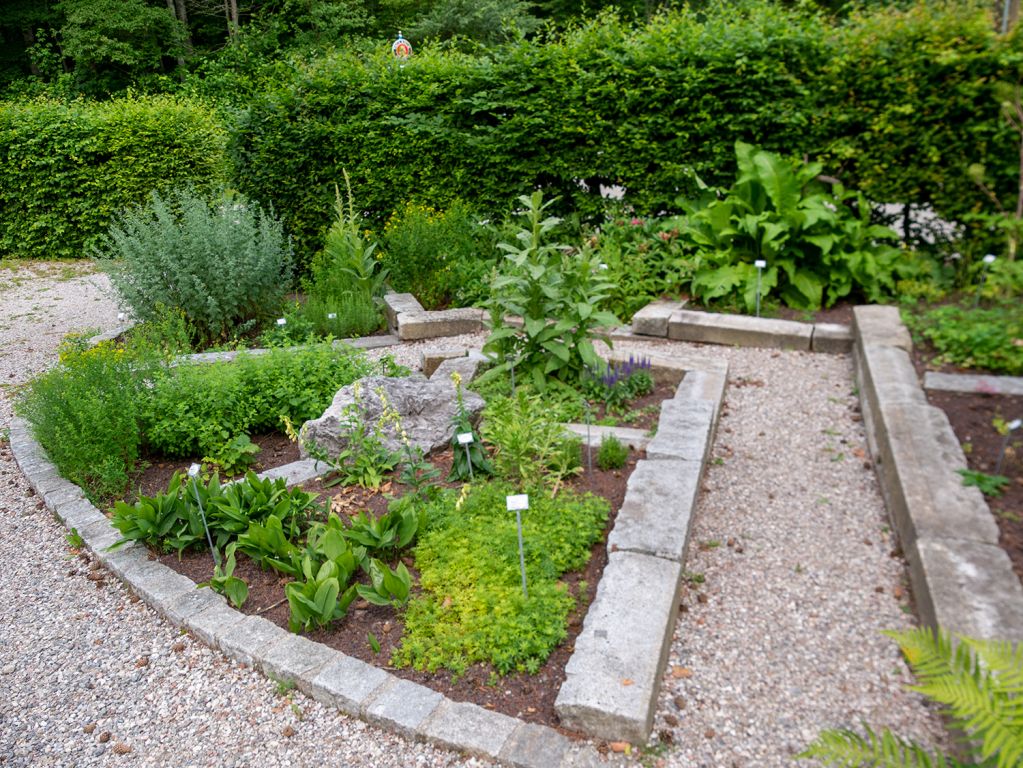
[276, 317, 286, 326]
[506, 494, 529, 599]
[457, 432, 475, 480]
[976, 254, 996, 307]
[996, 418, 1022, 475]
[582, 399, 593, 476]
[117, 311, 125, 322]
[327, 312, 337, 320]
[188, 463, 220, 568]
[754, 260, 767, 318]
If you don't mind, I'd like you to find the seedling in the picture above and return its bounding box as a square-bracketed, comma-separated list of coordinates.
[958, 467, 1010, 497]
[367, 632, 381, 655]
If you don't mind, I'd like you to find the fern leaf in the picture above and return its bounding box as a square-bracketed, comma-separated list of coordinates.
[798, 725, 951, 767]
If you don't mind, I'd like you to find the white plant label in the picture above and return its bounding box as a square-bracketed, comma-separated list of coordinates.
[983, 254, 997, 264]
[117, 312, 125, 321]
[276, 318, 287, 326]
[187, 463, 201, 478]
[506, 494, 529, 511]
[754, 260, 767, 269]
[327, 312, 337, 320]
[456, 432, 474, 445]
[1009, 419, 1022, 431]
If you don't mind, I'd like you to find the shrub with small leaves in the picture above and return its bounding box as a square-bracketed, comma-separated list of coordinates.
[596, 435, 628, 471]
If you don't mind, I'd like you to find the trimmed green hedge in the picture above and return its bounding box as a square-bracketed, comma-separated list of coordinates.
[229, 0, 1022, 262]
[0, 96, 227, 260]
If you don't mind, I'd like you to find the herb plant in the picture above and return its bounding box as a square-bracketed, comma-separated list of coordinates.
[583, 356, 654, 415]
[597, 435, 629, 471]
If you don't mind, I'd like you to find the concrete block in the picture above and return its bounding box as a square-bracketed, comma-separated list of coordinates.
[162, 586, 226, 628]
[259, 634, 339, 694]
[668, 310, 812, 351]
[812, 323, 854, 354]
[308, 653, 390, 716]
[219, 615, 288, 667]
[853, 305, 912, 352]
[421, 700, 519, 758]
[126, 561, 196, 610]
[421, 348, 466, 377]
[908, 538, 1023, 642]
[363, 677, 444, 737]
[875, 402, 999, 553]
[646, 398, 716, 463]
[431, 355, 483, 385]
[498, 722, 571, 768]
[562, 424, 650, 451]
[607, 460, 699, 563]
[630, 299, 687, 337]
[397, 308, 485, 341]
[256, 459, 330, 486]
[856, 344, 925, 427]
[555, 551, 683, 743]
[185, 601, 247, 649]
[924, 371, 1023, 397]
[383, 293, 424, 332]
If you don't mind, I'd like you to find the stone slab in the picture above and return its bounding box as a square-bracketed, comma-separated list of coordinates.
[812, 323, 854, 354]
[562, 424, 650, 451]
[673, 368, 728, 407]
[219, 615, 289, 667]
[255, 459, 331, 486]
[430, 355, 483, 385]
[259, 633, 339, 694]
[342, 334, 400, 350]
[924, 371, 1023, 397]
[125, 560, 197, 610]
[856, 344, 925, 429]
[309, 653, 390, 716]
[383, 292, 424, 333]
[78, 517, 121, 551]
[42, 482, 85, 509]
[875, 401, 999, 553]
[498, 722, 572, 768]
[100, 545, 152, 583]
[853, 304, 912, 351]
[668, 309, 812, 351]
[397, 308, 485, 341]
[54, 497, 106, 531]
[185, 601, 248, 649]
[908, 538, 1023, 642]
[606, 460, 699, 563]
[646, 398, 716, 463]
[630, 299, 687, 338]
[421, 348, 467, 377]
[364, 677, 444, 737]
[556, 550, 683, 743]
[162, 586, 227, 628]
[421, 700, 519, 759]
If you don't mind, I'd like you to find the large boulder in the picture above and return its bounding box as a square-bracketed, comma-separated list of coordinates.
[299, 375, 485, 459]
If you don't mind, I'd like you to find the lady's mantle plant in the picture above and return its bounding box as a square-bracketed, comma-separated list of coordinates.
[482, 191, 619, 391]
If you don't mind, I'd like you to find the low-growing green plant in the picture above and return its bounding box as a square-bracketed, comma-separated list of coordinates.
[904, 303, 1023, 376]
[356, 558, 412, 607]
[202, 433, 259, 477]
[801, 627, 1023, 768]
[393, 481, 608, 676]
[198, 542, 249, 609]
[235, 514, 303, 576]
[65, 528, 85, 550]
[596, 435, 629, 471]
[108, 471, 211, 555]
[344, 506, 418, 561]
[97, 188, 293, 346]
[958, 468, 1011, 497]
[481, 191, 619, 391]
[285, 555, 359, 634]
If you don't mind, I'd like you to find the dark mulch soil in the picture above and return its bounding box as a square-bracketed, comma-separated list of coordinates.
[910, 339, 1023, 586]
[158, 448, 638, 733]
[589, 373, 677, 432]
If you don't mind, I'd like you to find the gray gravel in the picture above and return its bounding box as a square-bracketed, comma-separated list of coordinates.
[0, 264, 948, 766]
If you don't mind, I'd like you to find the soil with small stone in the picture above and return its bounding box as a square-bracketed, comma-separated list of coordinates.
[911, 342, 1023, 586]
[159, 446, 638, 734]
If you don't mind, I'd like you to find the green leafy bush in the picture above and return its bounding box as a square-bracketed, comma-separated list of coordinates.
[0, 95, 226, 260]
[596, 435, 628, 471]
[904, 303, 1023, 376]
[681, 142, 906, 311]
[380, 200, 497, 309]
[98, 188, 293, 345]
[801, 627, 1023, 768]
[392, 481, 608, 675]
[482, 192, 619, 391]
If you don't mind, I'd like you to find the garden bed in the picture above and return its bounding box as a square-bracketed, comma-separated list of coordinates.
[156, 448, 640, 732]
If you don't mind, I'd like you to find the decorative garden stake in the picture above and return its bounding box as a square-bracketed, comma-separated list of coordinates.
[754, 260, 767, 317]
[506, 494, 529, 598]
[457, 432, 474, 480]
[392, 32, 412, 61]
[975, 254, 996, 307]
[996, 418, 1022, 476]
[187, 463, 220, 568]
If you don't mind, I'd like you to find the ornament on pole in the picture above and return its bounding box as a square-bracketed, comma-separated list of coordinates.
[392, 32, 412, 60]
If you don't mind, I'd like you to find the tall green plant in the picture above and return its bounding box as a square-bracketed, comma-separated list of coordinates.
[801, 628, 1023, 768]
[682, 142, 905, 311]
[482, 191, 619, 391]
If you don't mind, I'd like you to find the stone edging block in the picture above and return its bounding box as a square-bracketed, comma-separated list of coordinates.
[851, 305, 1023, 642]
[630, 299, 687, 337]
[667, 309, 812, 350]
[606, 460, 699, 563]
[397, 308, 485, 341]
[924, 371, 1023, 397]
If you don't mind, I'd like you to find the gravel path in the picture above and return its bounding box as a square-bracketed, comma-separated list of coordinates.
[0, 264, 948, 766]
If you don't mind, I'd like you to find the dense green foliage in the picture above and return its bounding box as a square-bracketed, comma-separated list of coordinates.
[0, 96, 226, 260]
[393, 481, 608, 675]
[801, 628, 1023, 768]
[904, 303, 1023, 376]
[98, 188, 292, 344]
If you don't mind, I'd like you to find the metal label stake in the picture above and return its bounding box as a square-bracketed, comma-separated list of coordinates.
[976, 254, 996, 308]
[506, 494, 529, 599]
[457, 432, 474, 480]
[583, 400, 593, 476]
[188, 464, 220, 568]
[754, 260, 766, 317]
[996, 418, 1022, 476]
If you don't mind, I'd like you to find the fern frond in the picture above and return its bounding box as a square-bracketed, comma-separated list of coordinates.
[798, 725, 955, 767]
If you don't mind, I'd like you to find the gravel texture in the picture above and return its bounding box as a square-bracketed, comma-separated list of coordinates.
[0, 264, 948, 766]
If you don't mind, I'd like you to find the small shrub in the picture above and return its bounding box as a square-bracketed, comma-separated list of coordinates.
[904, 302, 1023, 376]
[97, 187, 293, 345]
[596, 435, 628, 471]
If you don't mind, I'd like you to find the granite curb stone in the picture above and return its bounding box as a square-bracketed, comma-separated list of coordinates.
[646, 398, 717, 463]
[811, 322, 854, 354]
[924, 371, 1023, 397]
[397, 308, 485, 341]
[363, 677, 444, 738]
[259, 634, 339, 693]
[219, 615, 290, 668]
[630, 299, 687, 337]
[668, 309, 812, 350]
[420, 700, 519, 759]
[308, 653, 390, 716]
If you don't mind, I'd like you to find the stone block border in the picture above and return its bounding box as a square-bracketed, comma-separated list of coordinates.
[9, 334, 726, 757]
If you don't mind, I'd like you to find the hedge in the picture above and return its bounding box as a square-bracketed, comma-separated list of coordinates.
[0, 96, 227, 260]
[228, 0, 1023, 263]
